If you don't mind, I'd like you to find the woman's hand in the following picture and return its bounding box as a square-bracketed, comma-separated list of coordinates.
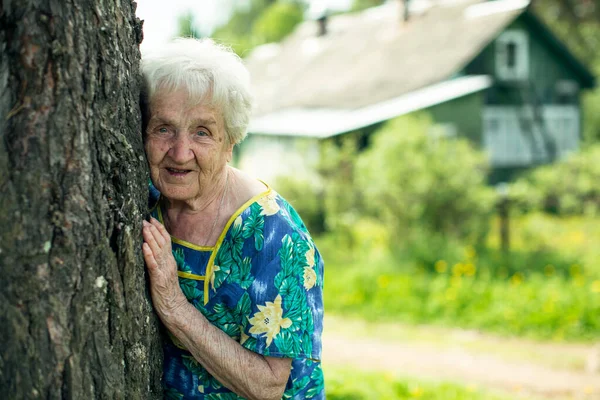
[142, 218, 188, 320]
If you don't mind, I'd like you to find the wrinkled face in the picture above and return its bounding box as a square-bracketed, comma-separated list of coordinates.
[145, 90, 233, 202]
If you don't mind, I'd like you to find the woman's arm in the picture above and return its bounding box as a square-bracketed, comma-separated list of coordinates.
[142, 218, 292, 400]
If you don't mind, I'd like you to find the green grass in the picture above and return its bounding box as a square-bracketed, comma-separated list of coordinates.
[325, 367, 529, 400]
[318, 214, 600, 341]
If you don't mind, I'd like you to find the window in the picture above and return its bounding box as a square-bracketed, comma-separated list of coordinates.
[495, 30, 529, 81]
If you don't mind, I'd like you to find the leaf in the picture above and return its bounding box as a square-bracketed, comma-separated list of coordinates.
[301, 329, 313, 356]
[164, 387, 184, 400]
[206, 393, 240, 400]
[283, 285, 307, 326]
[182, 355, 203, 376]
[278, 277, 296, 297]
[238, 257, 254, 289]
[274, 329, 302, 356]
[292, 375, 311, 393]
[278, 234, 295, 276]
[173, 248, 191, 272]
[305, 364, 325, 398]
[179, 278, 202, 301]
[235, 292, 252, 320]
[254, 228, 264, 251]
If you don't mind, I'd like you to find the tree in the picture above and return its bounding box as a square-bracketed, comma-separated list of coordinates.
[212, 0, 304, 56]
[0, 1, 162, 398]
[176, 9, 202, 39]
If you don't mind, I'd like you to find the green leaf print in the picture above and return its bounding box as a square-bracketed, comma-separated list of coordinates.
[182, 355, 203, 376]
[208, 302, 237, 328]
[221, 323, 240, 339]
[164, 387, 184, 400]
[180, 278, 202, 301]
[228, 217, 245, 266]
[302, 329, 313, 356]
[284, 200, 309, 233]
[242, 204, 265, 252]
[235, 292, 252, 321]
[278, 234, 295, 277]
[305, 366, 324, 398]
[173, 248, 191, 272]
[292, 375, 311, 394]
[283, 285, 307, 328]
[206, 393, 242, 400]
[274, 329, 302, 356]
[278, 277, 297, 297]
[212, 263, 230, 292]
[215, 242, 234, 270]
[242, 335, 258, 352]
[237, 257, 254, 289]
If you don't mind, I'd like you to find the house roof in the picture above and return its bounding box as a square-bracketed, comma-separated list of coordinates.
[245, 0, 526, 116]
[248, 74, 493, 137]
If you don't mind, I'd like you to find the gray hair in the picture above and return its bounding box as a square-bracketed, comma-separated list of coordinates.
[141, 38, 254, 145]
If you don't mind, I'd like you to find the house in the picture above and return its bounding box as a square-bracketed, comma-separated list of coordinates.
[236, 0, 596, 183]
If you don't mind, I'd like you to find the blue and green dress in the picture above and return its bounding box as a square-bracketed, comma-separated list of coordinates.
[149, 183, 325, 399]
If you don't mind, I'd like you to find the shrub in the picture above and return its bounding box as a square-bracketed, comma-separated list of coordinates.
[355, 113, 496, 244]
[274, 176, 325, 234]
[510, 145, 600, 215]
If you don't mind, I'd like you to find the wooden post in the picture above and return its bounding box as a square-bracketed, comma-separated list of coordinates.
[496, 183, 510, 254]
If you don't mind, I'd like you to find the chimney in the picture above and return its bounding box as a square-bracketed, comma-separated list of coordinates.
[403, 0, 410, 22]
[317, 14, 328, 36]
[308, 1, 328, 37]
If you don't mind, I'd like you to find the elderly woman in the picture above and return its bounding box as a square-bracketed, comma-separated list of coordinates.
[140, 38, 324, 400]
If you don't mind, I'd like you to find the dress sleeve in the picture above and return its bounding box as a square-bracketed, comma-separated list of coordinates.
[236, 201, 324, 361]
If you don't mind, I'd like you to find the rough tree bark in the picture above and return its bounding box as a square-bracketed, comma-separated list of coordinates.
[0, 1, 163, 399]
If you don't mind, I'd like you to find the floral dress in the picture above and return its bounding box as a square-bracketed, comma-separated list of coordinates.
[149, 184, 325, 399]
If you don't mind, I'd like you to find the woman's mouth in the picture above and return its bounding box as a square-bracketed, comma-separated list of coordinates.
[166, 167, 192, 176]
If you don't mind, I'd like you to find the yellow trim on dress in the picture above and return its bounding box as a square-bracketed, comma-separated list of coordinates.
[152, 182, 274, 305]
[203, 184, 273, 305]
[177, 271, 205, 281]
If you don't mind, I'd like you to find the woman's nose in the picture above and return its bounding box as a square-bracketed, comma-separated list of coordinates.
[168, 134, 193, 163]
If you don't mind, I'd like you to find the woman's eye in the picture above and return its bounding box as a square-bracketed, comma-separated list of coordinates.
[195, 130, 208, 137]
[158, 127, 168, 134]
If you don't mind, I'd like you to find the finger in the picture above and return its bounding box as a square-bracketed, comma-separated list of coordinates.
[142, 243, 158, 270]
[150, 217, 171, 244]
[143, 224, 163, 255]
[144, 221, 167, 248]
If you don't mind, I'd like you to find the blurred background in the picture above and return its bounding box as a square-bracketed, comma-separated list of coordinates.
[136, 0, 600, 398]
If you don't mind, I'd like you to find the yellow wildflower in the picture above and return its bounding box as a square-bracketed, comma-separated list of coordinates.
[464, 262, 476, 277]
[377, 274, 390, 289]
[510, 272, 524, 286]
[410, 385, 424, 398]
[452, 263, 463, 277]
[303, 267, 317, 290]
[248, 295, 292, 346]
[434, 260, 447, 273]
[257, 192, 280, 216]
[464, 245, 476, 260]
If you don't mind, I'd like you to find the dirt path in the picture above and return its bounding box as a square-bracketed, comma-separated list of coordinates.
[322, 316, 600, 399]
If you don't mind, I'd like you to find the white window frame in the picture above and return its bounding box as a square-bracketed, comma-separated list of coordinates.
[495, 30, 529, 81]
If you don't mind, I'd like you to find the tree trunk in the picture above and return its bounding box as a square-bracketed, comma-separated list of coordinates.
[0, 1, 163, 399]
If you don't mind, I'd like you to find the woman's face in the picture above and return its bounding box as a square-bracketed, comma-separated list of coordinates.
[145, 89, 233, 203]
